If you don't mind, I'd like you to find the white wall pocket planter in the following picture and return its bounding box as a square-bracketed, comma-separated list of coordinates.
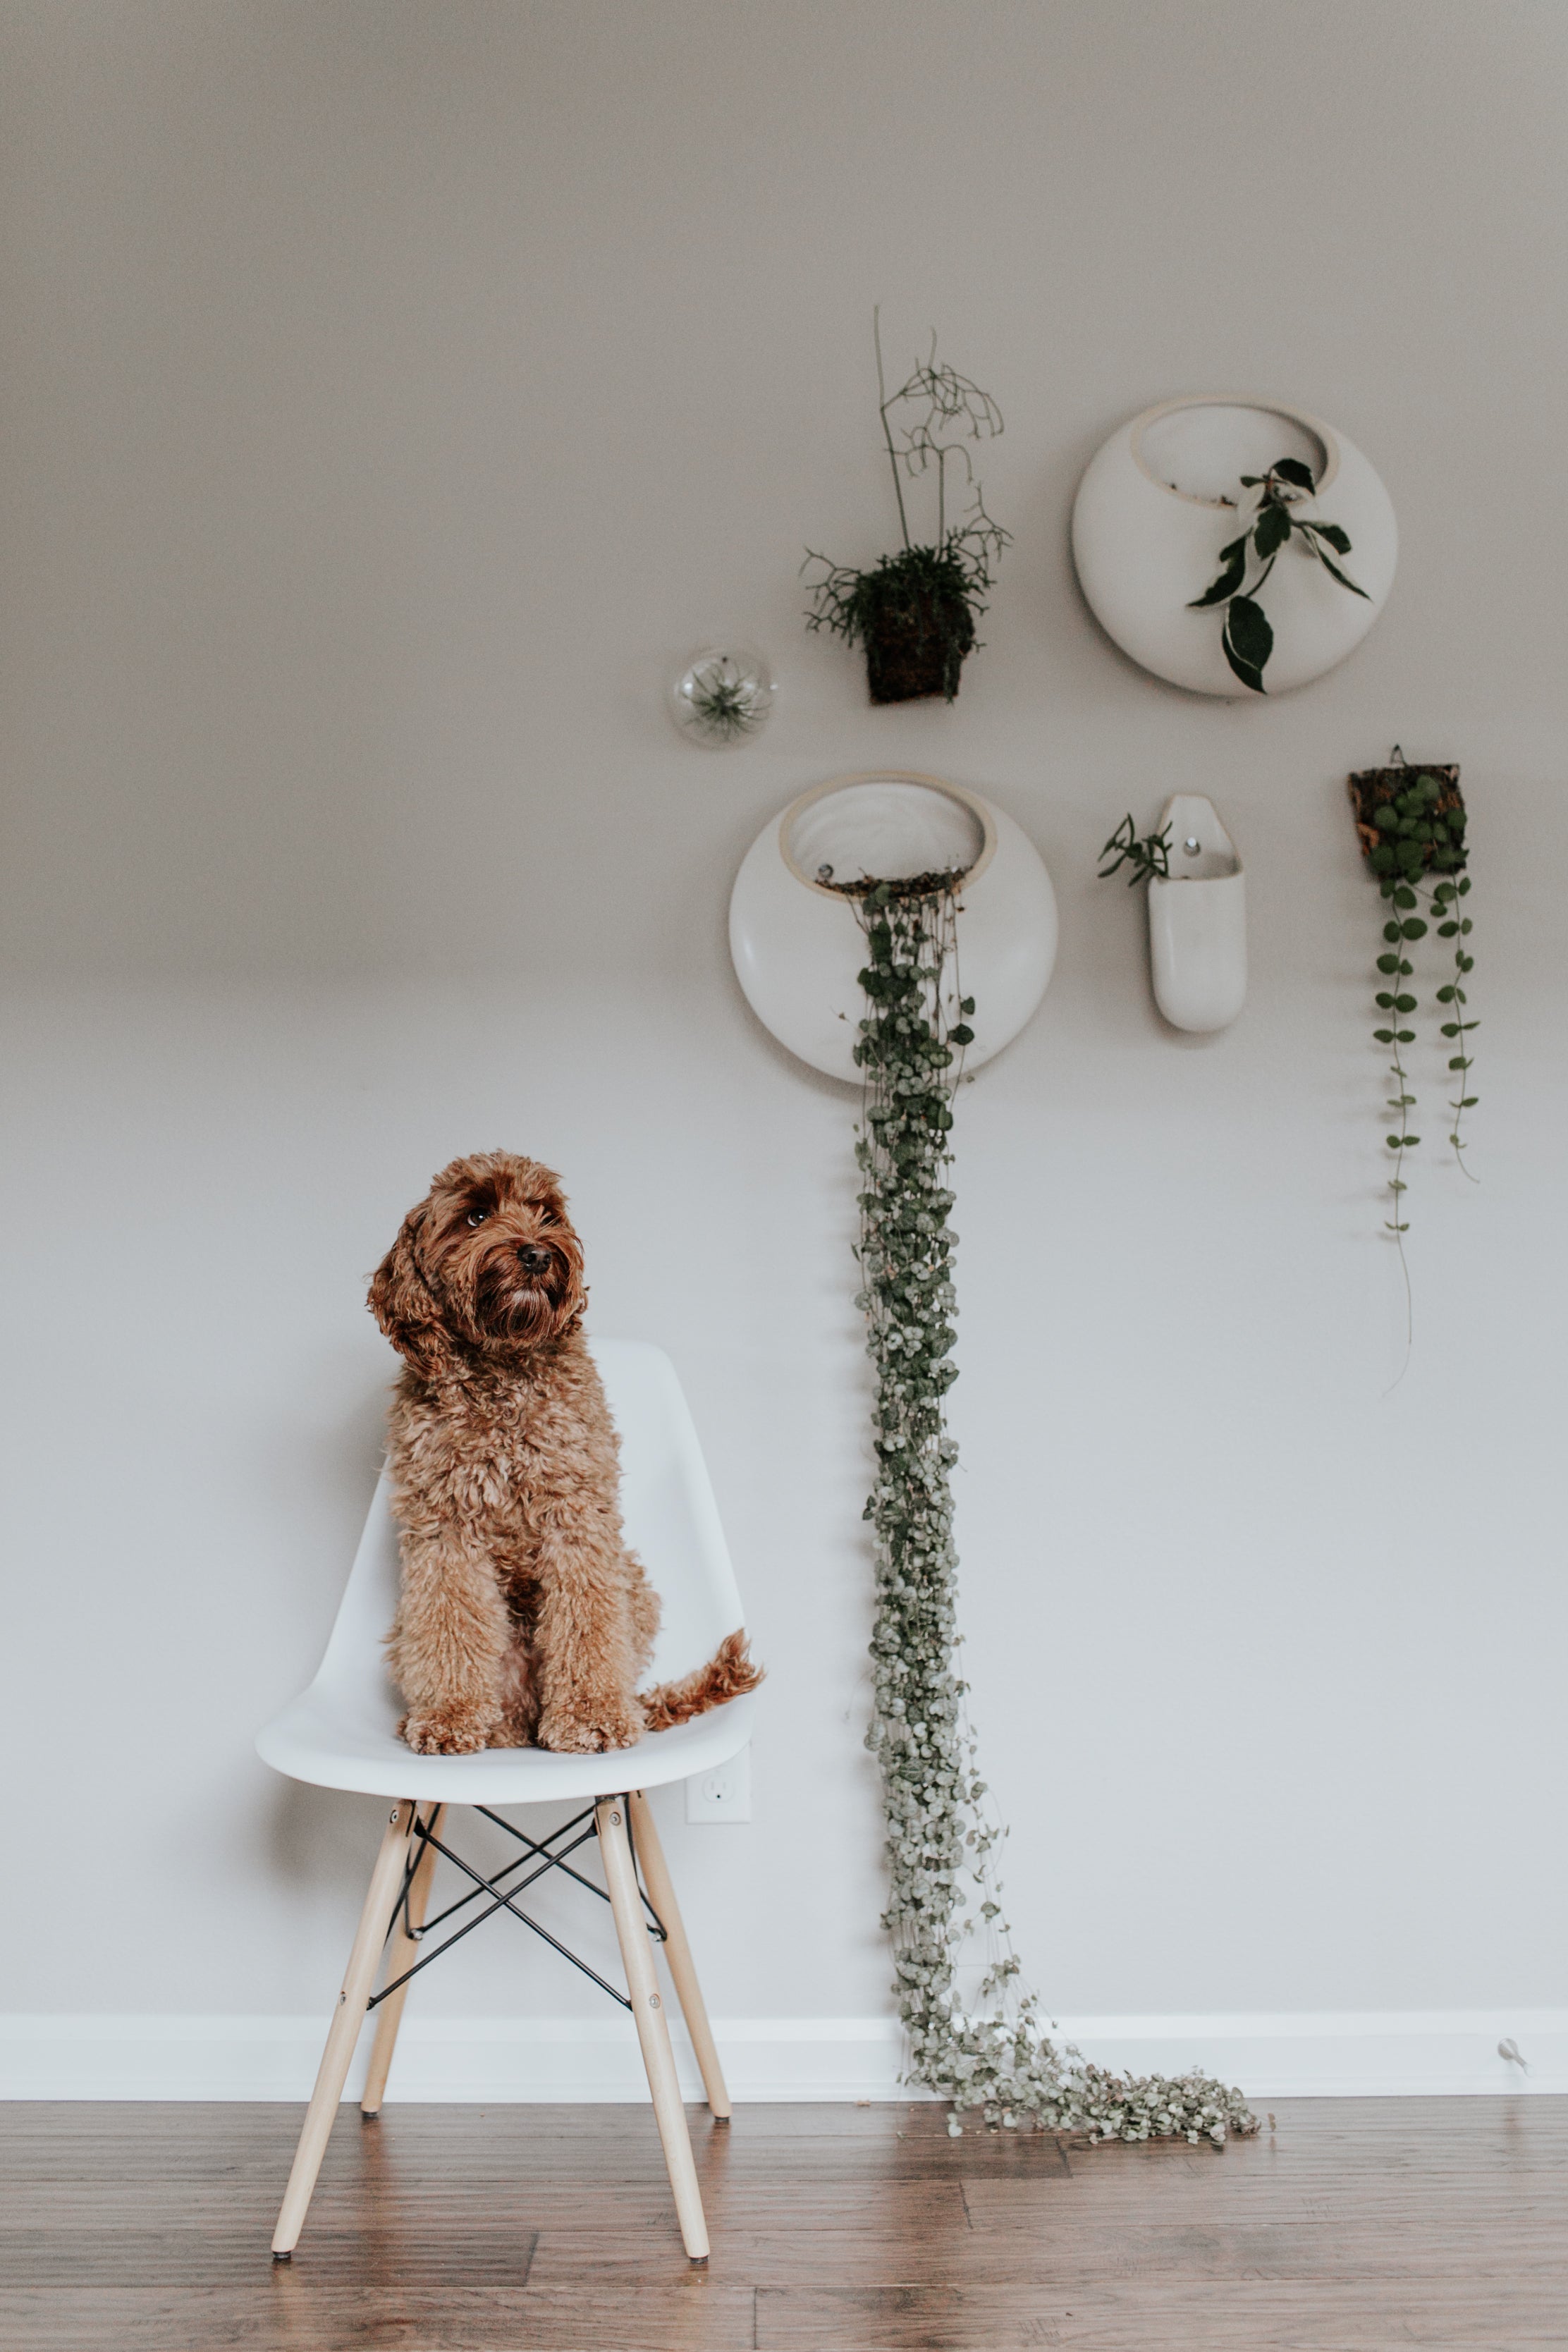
[1072, 397, 1397, 697]
[1148, 795, 1245, 1034]
[728, 771, 1056, 1084]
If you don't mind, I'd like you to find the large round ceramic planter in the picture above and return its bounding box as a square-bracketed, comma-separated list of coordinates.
[1071, 396, 1398, 697]
[728, 771, 1057, 1084]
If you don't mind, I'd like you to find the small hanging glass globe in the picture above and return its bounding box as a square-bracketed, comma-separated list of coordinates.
[668, 645, 776, 749]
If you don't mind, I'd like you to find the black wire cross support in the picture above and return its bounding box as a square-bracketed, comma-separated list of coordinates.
[365, 1798, 667, 2015]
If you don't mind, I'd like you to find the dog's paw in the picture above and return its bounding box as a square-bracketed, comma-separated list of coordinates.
[398, 1709, 498, 1755]
[535, 1703, 644, 1755]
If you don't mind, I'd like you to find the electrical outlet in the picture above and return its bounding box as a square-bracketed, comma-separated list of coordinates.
[685, 1744, 752, 1823]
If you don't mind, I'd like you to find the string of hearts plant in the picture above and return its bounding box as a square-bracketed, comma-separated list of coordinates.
[1349, 758, 1477, 1352]
[834, 869, 1257, 2145]
[1191, 457, 1368, 692]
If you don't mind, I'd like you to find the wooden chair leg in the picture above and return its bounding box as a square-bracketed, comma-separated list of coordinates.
[596, 1795, 710, 2265]
[360, 1802, 445, 2117]
[628, 1788, 730, 2120]
[271, 1799, 417, 2260]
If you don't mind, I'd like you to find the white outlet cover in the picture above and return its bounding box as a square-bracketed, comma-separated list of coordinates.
[685, 1744, 752, 1823]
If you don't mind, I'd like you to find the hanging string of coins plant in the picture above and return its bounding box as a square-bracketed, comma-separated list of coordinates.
[827, 866, 1257, 2144]
[1349, 755, 1478, 1352]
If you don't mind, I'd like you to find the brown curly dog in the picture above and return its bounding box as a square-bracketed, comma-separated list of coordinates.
[369, 1151, 761, 1756]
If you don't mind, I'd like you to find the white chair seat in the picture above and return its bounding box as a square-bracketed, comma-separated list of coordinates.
[256, 1336, 756, 1803]
[257, 1682, 757, 1804]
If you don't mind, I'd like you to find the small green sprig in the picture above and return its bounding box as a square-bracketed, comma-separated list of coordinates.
[1097, 814, 1172, 887]
[1191, 457, 1368, 692]
[1435, 871, 1479, 1170]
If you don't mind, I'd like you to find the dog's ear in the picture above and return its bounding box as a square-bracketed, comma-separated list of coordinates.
[368, 1210, 448, 1376]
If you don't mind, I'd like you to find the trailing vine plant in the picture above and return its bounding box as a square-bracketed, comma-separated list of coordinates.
[828, 866, 1257, 2144]
[804, 312, 1010, 704]
[1349, 757, 1476, 1352]
[1190, 456, 1368, 692]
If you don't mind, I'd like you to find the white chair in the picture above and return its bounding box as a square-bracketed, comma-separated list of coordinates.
[255, 1337, 758, 2267]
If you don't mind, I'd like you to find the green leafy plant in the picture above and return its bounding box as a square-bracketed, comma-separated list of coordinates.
[834, 866, 1256, 2145]
[1349, 758, 1476, 1347]
[1097, 813, 1172, 887]
[1191, 457, 1368, 693]
[804, 314, 1010, 704]
[687, 672, 762, 742]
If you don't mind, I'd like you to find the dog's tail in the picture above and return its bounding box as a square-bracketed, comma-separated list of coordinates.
[639, 1630, 764, 1732]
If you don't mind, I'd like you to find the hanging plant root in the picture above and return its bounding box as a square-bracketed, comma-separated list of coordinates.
[807, 546, 983, 704]
[822, 866, 973, 902]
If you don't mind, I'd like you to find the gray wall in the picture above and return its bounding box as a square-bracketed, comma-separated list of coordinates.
[3, 0, 1564, 2033]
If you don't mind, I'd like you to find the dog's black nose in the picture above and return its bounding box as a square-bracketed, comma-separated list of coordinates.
[517, 1244, 551, 1277]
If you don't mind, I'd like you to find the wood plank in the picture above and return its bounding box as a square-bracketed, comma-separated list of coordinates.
[0, 2225, 538, 2288]
[1, 2284, 757, 2352]
[2, 2097, 1564, 2351]
[756, 2279, 1568, 2350]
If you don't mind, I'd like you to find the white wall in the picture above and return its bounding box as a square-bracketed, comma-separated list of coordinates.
[4, 0, 1566, 2090]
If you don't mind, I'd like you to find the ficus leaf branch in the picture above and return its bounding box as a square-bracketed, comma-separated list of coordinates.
[1191, 458, 1368, 693]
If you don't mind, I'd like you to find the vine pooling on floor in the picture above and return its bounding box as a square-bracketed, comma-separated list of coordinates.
[841, 869, 1256, 2144]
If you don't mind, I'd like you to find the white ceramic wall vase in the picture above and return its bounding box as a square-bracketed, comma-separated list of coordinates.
[1071, 397, 1397, 697]
[1146, 795, 1245, 1034]
[728, 771, 1057, 1084]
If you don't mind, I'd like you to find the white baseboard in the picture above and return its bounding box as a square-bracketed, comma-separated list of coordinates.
[2, 2010, 1564, 2102]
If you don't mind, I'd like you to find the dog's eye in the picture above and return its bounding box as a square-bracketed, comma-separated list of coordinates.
[466, 1208, 489, 1227]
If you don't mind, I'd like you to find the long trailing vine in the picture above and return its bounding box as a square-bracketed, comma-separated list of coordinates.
[835, 869, 1256, 2145]
[1349, 757, 1476, 1354]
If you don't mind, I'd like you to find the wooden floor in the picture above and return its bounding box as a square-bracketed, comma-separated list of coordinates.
[2, 2097, 1565, 2348]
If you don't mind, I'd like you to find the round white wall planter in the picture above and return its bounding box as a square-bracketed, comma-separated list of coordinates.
[1071, 397, 1397, 697]
[1147, 795, 1246, 1034]
[729, 772, 1057, 1084]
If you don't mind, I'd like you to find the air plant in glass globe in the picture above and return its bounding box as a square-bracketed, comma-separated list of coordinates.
[668, 645, 776, 748]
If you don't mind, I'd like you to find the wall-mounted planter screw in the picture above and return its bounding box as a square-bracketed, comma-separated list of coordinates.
[803, 311, 1009, 704]
[1349, 754, 1477, 1360]
[669, 645, 775, 747]
[1192, 458, 1367, 692]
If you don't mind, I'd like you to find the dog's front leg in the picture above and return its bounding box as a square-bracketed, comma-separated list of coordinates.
[532, 1509, 645, 1755]
[391, 1533, 516, 1755]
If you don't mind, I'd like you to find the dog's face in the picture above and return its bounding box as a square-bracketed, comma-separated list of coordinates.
[369, 1152, 587, 1372]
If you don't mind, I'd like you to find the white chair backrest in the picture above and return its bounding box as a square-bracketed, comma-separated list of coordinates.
[312, 1338, 745, 1727]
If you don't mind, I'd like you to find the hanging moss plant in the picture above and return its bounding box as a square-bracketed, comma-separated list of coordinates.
[1349, 756, 1477, 1351]
[804, 314, 1009, 705]
[835, 869, 1256, 2145]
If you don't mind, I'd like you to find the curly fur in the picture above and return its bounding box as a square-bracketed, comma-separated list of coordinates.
[369, 1151, 762, 1756]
